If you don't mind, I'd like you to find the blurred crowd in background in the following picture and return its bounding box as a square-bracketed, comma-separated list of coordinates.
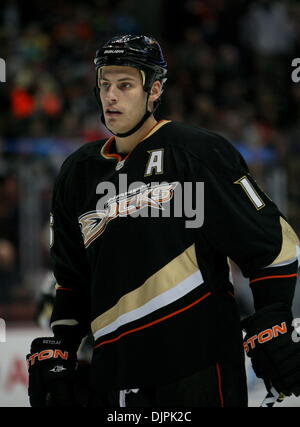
[1, 0, 300, 318]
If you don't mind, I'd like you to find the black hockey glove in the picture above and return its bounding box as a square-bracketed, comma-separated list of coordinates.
[26, 337, 79, 407]
[242, 303, 300, 397]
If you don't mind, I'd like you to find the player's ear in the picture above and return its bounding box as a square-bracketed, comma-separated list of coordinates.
[148, 81, 161, 110]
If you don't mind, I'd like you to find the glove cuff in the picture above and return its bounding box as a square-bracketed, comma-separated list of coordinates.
[52, 324, 87, 351]
[241, 303, 292, 332]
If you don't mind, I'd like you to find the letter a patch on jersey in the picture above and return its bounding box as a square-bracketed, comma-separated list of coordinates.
[144, 149, 164, 176]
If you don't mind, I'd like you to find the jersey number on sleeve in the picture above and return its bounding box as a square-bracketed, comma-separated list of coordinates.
[234, 176, 265, 210]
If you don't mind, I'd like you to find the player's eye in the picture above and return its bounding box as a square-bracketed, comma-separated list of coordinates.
[99, 82, 110, 90]
[119, 82, 132, 89]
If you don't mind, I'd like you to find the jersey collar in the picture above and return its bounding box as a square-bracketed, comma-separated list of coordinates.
[100, 120, 171, 161]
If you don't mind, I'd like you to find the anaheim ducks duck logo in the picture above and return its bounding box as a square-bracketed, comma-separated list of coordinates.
[79, 182, 178, 248]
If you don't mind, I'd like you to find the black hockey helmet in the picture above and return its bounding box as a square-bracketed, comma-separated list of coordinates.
[94, 34, 168, 138]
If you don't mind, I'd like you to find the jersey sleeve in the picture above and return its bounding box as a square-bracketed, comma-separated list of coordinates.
[197, 133, 300, 311]
[49, 159, 91, 342]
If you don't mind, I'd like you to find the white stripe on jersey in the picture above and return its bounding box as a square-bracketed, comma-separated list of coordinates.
[93, 269, 204, 341]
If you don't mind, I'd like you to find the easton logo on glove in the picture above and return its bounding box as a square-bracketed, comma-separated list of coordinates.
[27, 349, 69, 368]
[243, 322, 287, 353]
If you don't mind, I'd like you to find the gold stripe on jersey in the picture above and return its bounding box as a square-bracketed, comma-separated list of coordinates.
[91, 244, 203, 340]
[270, 217, 300, 266]
[140, 120, 171, 141]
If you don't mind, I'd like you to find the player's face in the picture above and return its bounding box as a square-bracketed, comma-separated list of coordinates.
[98, 66, 148, 134]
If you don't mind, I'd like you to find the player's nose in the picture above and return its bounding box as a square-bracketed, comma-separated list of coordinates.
[105, 85, 118, 103]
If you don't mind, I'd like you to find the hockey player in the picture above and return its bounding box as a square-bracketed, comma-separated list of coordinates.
[26, 35, 300, 407]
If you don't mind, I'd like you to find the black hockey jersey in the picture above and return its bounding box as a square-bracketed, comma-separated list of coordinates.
[50, 120, 299, 390]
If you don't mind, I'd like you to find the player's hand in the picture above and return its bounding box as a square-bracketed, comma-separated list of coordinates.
[26, 337, 78, 407]
[242, 303, 300, 397]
